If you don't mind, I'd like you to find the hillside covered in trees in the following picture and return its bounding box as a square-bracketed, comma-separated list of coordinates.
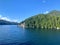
[20, 10, 60, 29]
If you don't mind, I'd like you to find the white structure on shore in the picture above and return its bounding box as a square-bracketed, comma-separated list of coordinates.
[57, 27, 60, 29]
[20, 23, 25, 28]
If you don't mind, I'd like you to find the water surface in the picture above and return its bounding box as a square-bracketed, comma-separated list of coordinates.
[0, 25, 60, 45]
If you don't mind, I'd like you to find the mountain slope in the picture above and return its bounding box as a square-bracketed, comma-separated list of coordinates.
[48, 10, 60, 16]
[0, 19, 18, 25]
[20, 10, 60, 29]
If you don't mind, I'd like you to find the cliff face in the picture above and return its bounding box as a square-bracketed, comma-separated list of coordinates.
[20, 10, 60, 29]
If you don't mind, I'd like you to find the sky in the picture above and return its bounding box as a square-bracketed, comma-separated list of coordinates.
[0, 0, 60, 22]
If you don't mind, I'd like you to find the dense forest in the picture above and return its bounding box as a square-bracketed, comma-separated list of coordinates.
[20, 10, 60, 29]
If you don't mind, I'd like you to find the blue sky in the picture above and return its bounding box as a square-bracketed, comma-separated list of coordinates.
[0, 0, 60, 22]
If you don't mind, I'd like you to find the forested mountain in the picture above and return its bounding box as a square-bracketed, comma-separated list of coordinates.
[0, 19, 18, 25]
[20, 10, 60, 29]
[48, 10, 60, 16]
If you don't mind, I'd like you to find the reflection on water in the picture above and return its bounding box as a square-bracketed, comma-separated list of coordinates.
[0, 25, 60, 45]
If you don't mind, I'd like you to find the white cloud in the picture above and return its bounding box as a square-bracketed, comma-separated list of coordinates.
[44, 11, 49, 14]
[1, 17, 11, 21]
[0, 15, 19, 22]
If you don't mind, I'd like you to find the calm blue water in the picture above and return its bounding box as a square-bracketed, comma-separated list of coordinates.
[0, 25, 60, 45]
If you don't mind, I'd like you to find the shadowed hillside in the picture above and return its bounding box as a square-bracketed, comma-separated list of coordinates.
[0, 19, 18, 25]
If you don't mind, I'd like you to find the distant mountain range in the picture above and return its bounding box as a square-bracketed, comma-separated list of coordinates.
[0, 19, 18, 25]
[20, 10, 60, 29]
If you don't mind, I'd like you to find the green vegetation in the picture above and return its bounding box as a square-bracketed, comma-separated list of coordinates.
[20, 10, 60, 29]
